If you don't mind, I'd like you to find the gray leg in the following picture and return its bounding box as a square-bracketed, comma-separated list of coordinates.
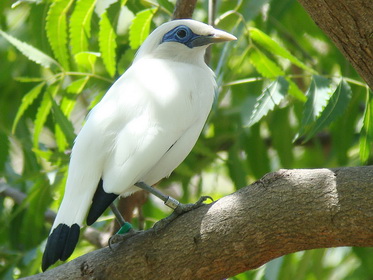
[134, 182, 180, 209]
[135, 182, 213, 230]
[109, 182, 213, 246]
[109, 203, 126, 226]
[108, 203, 141, 247]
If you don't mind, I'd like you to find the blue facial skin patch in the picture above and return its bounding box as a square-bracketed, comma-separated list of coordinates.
[162, 25, 213, 48]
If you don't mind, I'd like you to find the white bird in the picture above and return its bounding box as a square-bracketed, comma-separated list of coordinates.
[42, 19, 236, 271]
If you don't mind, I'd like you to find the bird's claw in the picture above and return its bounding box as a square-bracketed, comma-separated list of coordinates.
[174, 195, 213, 214]
[153, 195, 213, 232]
[108, 228, 141, 250]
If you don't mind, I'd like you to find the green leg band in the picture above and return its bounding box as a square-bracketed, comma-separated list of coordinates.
[116, 222, 133, 234]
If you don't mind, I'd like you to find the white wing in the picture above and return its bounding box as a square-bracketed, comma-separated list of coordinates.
[101, 57, 215, 194]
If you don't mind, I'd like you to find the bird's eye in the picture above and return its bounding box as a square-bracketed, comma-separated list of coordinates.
[176, 28, 188, 39]
[161, 25, 195, 46]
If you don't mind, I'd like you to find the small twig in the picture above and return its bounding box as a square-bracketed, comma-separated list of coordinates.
[208, 0, 217, 26]
[205, 0, 217, 65]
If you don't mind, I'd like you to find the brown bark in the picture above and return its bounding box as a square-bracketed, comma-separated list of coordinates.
[297, 0, 373, 89]
[23, 166, 373, 280]
[172, 0, 197, 19]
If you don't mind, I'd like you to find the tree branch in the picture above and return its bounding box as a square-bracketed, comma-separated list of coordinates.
[172, 0, 197, 19]
[297, 0, 373, 89]
[23, 166, 373, 279]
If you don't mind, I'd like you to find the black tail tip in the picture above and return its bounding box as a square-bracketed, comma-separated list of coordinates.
[42, 223, 80, 271]
[86, 179, 118, 226]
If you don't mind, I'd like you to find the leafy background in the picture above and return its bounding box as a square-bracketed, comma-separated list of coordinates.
[0, 0, 372, 279]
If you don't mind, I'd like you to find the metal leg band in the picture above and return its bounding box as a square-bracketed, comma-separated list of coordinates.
[164, 196, 180, 210]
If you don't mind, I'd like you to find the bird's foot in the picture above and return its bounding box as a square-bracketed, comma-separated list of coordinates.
[153, 195, 213, 232]
[175, 195, 213, 214]
[108, 222, 142, 249]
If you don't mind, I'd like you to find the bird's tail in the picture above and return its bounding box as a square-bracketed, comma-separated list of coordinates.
[41, 188, 93, 271]
[41, 178, 118, 271]
[41, 223, 80, 271]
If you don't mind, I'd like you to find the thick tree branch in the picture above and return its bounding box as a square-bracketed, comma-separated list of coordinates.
[24, 166, 373, 280]
[297, 0, 373, 89]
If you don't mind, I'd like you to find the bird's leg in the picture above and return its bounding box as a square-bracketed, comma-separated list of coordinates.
[109, 203, 126, 227]
[108, 203, 139, 247]
[109, 182, 212, 246]
[134, 182, 213, 231]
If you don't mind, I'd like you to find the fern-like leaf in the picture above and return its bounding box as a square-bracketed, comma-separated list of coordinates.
[245, 77, 289, 127]
[46, 0, 74, 69]
[303, 79, 352, 142]
[69, 0, 97, 55]
[129, 8, 158, 50]
[248, 48, 285, 78]
[99, 10, 117, 77]
[0, 30, 59, 68]
[250, 28, 317, 74]
[33, 84, 59, 148]
[294, 75, 332, 141]
[360, 90, 373, 163]
[12, 82, 45, 133]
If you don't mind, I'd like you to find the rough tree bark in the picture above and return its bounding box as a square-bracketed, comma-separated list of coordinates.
[24, 166, 373, 280]
[172, 0, 197, 19]
[297, 0, 373, 89]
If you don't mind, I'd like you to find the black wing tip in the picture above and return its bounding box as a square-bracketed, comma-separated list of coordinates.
[42, 223, 80, 271]
[86, 179, 118, 226]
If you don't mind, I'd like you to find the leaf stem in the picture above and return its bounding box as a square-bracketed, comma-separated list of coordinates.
[224, 74, 368, 89]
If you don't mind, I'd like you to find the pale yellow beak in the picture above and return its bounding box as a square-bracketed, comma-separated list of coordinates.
[209, 29, 237, 43]
[190, 29, 237, 47]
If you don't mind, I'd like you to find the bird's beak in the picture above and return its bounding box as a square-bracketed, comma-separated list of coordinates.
[209, 29, 237, 43]
[190, 29, 237, 47]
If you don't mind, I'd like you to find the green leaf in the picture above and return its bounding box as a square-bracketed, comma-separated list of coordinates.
[12, 82, 46, 133]
[52, 77, 87, 150]
[360, 90, 373, 163]
[46, 0, 74, 69]
[243, 124, 271, 179]
[88, 90, 105, 109]
[14, 77, 46, 83]
[0, 131, 9, 174]
[66, 76, 89, 94]
[99, 10, 118, 77]
[288, 79, 306, 102]
[295, 75, 332, 140]
[245, 76, 289, 127]
[74, 52, 100, 71]
[268, 108, 294, 168]
[331, 91, 360, 165]
[129, 8, 157, 50]
[248, 48, 285, 78]
[157, 0, 174, 14]
[249, 27, 317, 74]
[227, 144, 248, 189]
[303, 79, 352, 142]
[69, 0, 97, 55]
[0, 29, 58, 68]
[51, 97, 76, 149]
[33, 84, 59, 148]
[20, 178, 51, 248]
